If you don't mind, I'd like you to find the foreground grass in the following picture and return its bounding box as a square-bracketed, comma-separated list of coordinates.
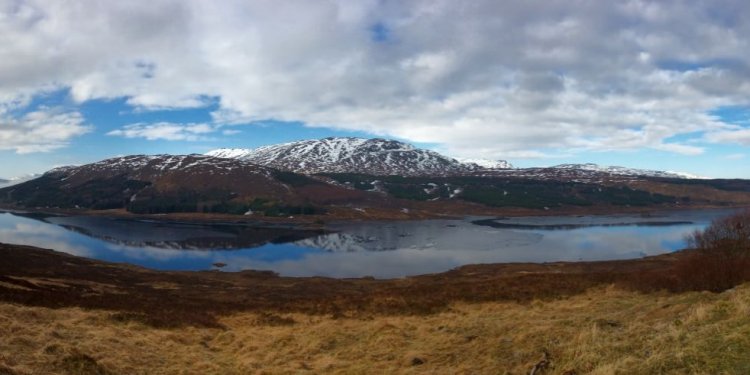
[1, 284, 749, 374]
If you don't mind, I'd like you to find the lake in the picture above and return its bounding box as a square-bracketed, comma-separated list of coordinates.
[0, 209, 735, 278]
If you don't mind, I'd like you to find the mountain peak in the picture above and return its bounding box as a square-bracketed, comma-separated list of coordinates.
[206, 137, 510, 176]
[457, 158, 514, 169]
[205, 148, 254, 159]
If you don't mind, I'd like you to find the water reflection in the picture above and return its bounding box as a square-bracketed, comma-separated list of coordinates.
[0, 209, 736, 278]
[0, 220, 92, 257]
[44, 215, 326, 250]
[296, 220, 543, 252]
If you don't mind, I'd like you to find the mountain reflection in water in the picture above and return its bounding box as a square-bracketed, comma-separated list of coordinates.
[44, 215, 326, 250]
[0, 209, 737, 278]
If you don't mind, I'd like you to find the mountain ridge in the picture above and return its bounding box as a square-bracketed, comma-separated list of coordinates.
[206, 137, 512, 176]
[206, 137, 703, 179]
[2, 148, 750, 216]
[550, 163, 705, 179]
[0, 154, 379, 215]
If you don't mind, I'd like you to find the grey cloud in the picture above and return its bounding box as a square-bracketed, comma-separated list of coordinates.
[1, 0, 749, 158]
[706, 128, 750, 145]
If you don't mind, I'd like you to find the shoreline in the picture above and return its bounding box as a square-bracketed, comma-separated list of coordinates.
[1, 202, 746, 227]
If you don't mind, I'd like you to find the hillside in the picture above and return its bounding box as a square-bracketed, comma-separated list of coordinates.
[1, 243, 749, 374]
[0, 154, 377, 216]
[320, 173, 750, 209]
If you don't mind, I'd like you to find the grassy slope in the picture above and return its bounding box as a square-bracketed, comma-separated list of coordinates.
[1, 284, 749, 374]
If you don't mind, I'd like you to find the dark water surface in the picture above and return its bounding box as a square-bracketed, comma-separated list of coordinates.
[0, 209, 736, 278]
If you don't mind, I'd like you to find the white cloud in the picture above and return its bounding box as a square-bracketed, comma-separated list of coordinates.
[653, 143, 705, 156]
[2, 0, 750, 158]
[725, 153, 745, 160]
[705, 128, 750, 145]
[107, 122, 215, 141]
[0, 108, 91, 153]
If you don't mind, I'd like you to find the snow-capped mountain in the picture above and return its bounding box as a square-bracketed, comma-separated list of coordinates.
[474, 163, 704, 182]
[0, 154, 377, 212]
[206, 137, 706, 179]
[207, 137, 512, 176]
[550, 164, 704, 179]
[457, 158, 514, 169]
[37, 154, 277, 185]
[204, 148, 254, 159]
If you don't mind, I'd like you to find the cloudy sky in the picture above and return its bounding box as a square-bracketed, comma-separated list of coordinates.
[1, 0, 749, 178]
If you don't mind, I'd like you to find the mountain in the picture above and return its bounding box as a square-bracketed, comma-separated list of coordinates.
[549, 164, 704, 179]
[471, 163, 704, 182]
[457, 158, 514, 169]
[2, 137, 738, 217]
[2, 151, 748, 216]
[206, 137, 512, 176]
[0, 154, 375, 215]
[207, 137, 702, 180]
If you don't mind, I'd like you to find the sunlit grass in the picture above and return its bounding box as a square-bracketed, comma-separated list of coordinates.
[2, 283, 749, 374]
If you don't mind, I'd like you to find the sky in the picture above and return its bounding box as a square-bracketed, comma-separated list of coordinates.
[0, 0, 749, 179]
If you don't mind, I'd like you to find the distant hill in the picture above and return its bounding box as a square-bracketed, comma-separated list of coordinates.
[550, 163, 704, 179]
[0, 154, 376, 216]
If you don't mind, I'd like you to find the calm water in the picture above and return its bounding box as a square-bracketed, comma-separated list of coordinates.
[0, 209, 736, 278]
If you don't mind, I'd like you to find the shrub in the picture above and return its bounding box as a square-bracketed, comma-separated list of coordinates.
[676, 210, 750, 292]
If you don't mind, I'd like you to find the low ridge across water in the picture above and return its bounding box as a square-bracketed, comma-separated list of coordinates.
[0, 209, 735, 278]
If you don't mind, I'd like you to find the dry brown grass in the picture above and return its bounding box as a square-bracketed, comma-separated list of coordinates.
[0, 242, 676, 328]
[2, 283, 750, 374]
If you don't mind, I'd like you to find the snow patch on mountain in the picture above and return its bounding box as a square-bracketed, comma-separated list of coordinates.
[457, 158, 513, 169]
[204, 148, 254, 159]
[41, 154, 277, 184]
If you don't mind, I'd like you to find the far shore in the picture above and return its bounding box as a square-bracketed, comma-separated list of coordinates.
[1, 202, 745, 227]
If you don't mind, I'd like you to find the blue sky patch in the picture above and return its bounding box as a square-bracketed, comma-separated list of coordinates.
[710, 106, 750, 126]
[370, 22, 391, 42]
